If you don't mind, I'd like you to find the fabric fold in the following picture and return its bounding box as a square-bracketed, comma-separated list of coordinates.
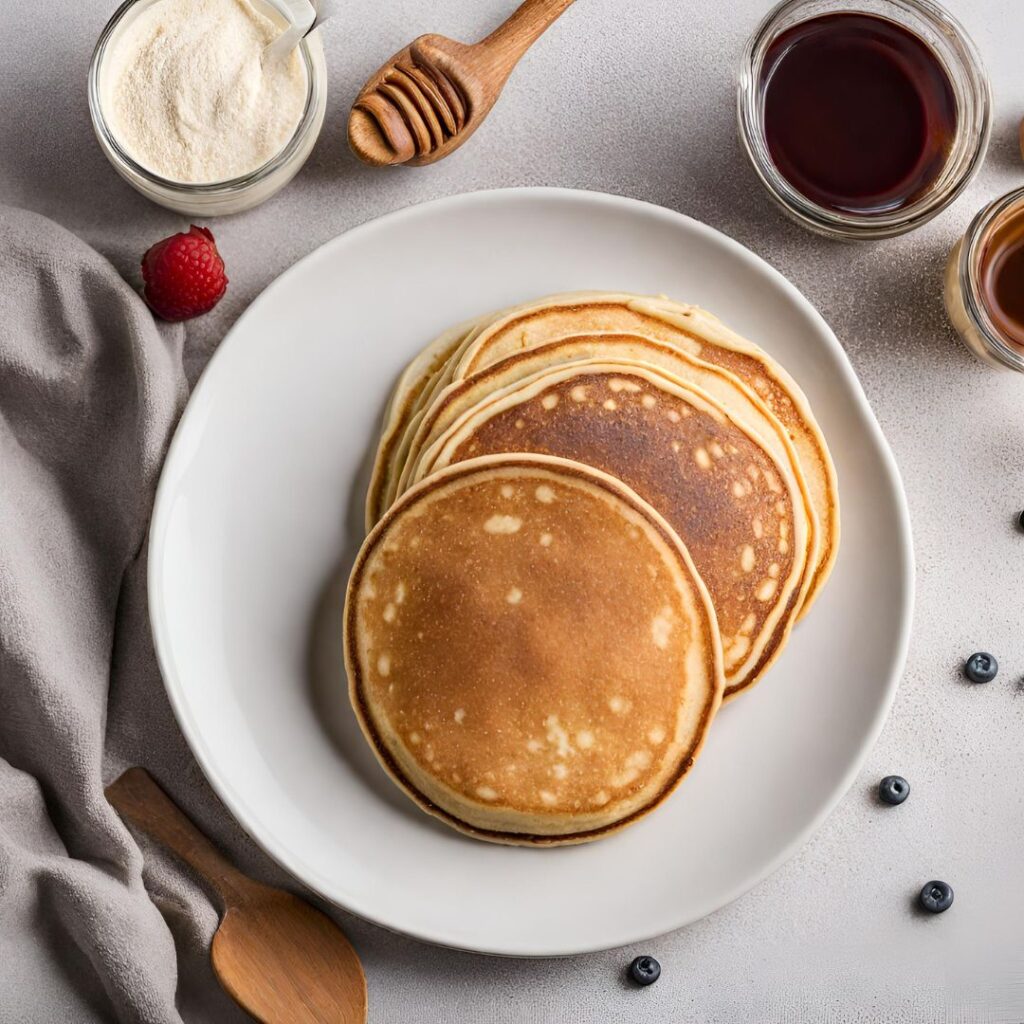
[0, 205, 188, 1024]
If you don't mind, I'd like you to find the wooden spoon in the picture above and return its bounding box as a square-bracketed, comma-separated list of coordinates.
[106, 768, 367, 1024]
[349, 0, 576, 167]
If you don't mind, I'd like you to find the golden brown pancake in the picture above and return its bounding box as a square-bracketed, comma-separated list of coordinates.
[369, 295, 577, 523]
[345, 455, 724, 845]
[391, 332, 819, 615]
[365, 316, 484, 531]
[417, 363, 809, 699]
[452, 293, 838, 616]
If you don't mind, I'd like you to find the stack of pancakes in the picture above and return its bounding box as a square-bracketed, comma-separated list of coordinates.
[345, 292, 839, 846]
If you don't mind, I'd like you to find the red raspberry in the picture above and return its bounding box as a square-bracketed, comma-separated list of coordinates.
[141, 225, 228, 322]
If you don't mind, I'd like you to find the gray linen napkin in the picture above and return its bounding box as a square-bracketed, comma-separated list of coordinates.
[0, 206, 250, 1023]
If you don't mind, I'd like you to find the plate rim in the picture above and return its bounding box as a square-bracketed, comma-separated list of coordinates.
[148, 186, 915, 957]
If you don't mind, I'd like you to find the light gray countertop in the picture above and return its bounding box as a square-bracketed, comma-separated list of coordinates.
[3, 0, 1023, 1020]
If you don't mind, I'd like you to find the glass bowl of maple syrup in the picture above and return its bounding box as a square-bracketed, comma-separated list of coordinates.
[945, 187, 1024, 372]
[738, 0, 991, 240]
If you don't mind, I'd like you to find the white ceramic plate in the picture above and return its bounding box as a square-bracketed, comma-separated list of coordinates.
[149, 188, 913, 956]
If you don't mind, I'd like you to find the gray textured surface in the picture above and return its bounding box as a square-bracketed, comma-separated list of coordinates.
[3, 0, 1024, 1020]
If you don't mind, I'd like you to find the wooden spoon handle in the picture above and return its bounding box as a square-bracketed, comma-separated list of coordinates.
[476, 0, 577, 76]
[106, 768, 253, 907]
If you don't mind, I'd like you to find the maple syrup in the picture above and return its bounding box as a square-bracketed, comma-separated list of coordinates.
[945, 187, 1024, 372]
[979, 212, 1024, 348]
[761, 13, 957, 215]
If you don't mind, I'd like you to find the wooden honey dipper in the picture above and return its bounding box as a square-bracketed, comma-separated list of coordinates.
[348, 0, 576, 167]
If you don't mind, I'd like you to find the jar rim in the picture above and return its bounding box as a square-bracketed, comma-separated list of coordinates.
[737, 0, 992, 240]
[87, 0, 321, 196]
[957, 186, 1024, 372]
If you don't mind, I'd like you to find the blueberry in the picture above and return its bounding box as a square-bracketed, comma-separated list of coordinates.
[919, 880, 954, 914]
[878, 775, 910, 805]
[629, 955, 661, 986]
[964, 652, 998, 684]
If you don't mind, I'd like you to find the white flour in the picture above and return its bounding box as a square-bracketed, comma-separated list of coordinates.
[103, 0, 307, 183]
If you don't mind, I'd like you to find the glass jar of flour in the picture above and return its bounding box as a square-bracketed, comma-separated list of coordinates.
[88, 0, 327, 216]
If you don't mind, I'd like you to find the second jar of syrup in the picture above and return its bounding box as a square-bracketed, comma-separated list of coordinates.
[738, 0, 991, 240]
[946, 187, 1024, 373]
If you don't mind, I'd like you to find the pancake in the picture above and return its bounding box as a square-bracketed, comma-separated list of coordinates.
[365, 316, 484, 531]
[372, 294, 561, 520]
[345, 454, 724, 845]
[417, 362, 809, 699]
[452, 292, 839, 616]
[393, 332, 819, 609]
